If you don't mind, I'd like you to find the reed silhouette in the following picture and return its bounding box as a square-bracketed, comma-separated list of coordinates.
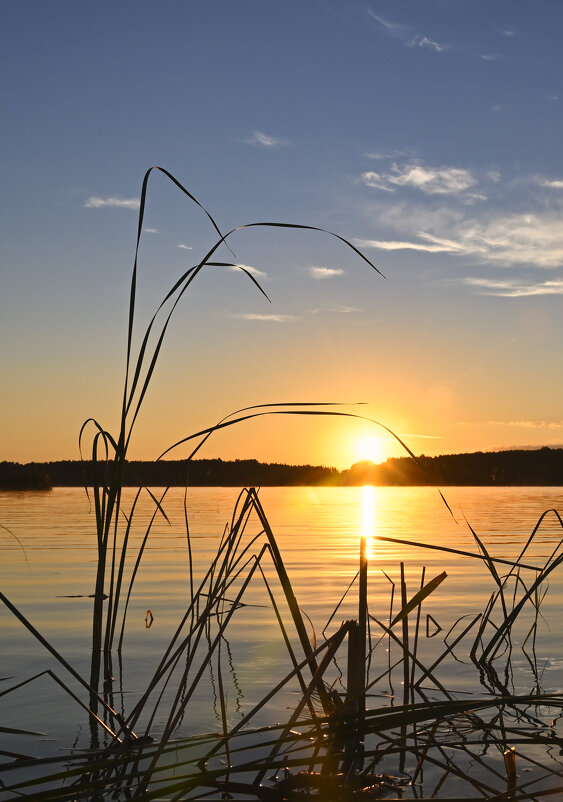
[2, 168, 563, 800]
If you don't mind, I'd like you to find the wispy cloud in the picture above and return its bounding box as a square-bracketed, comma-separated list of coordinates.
[419, 232, 472, 252]
[359, 172, 395, 192]
[230, 263, 267, 278]
[310, 305, 360, 314]
[415, 36, 447, 53]
[481, 53, 502, 62]
[360, 161, 478, 196]
[244, 129, 288, 147]
[309, 266, 345, 279]
[456, 212, 563, 268]
[365, 148, 413, 160]
[145, 227, 159, 234]
[178, 243, 193, 250]
[84, 196, 140, 209]
[367, 11, 450, 53]
[235, 313, 295, 322]
[367, 12, 406, 37]
[501, 29, 516, 37]
[486, 419, 563, 429]
[356, 236, 463, 254]
[462, 277, 563, 297]
[360, 197, 563, 269]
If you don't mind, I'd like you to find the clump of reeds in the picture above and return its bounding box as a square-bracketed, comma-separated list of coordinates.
[2, 167, 563, 800]
[3, 499, 563, 799]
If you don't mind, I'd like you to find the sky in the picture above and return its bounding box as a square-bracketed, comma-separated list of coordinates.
[1, 0, 563, 470]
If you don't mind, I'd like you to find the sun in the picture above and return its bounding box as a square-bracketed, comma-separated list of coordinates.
[356, 435, 386, 465]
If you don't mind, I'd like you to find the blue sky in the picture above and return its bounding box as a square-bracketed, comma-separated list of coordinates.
[1, 0, 563, 467]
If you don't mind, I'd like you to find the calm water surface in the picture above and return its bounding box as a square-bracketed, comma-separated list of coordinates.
[2, 485, 563, 774]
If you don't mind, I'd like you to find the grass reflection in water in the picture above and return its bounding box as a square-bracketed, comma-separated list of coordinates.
[2, 167, 563, 800]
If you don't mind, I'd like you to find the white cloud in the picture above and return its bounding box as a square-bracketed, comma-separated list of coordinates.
[458, 212, 563, 268]
[418, 232, 470, 252]
[309, 266, 345, 279]
[360, 162, 478, 196]
[465, 193, 488, 203]
[413, 36, 447, 53]
[368, 10, 450, 53]
[360, 195, 563, 269]
[84, 196, 140, 209]
[244, 130, 288, 147]
[501, 29, 516, 37]
[392, 164, 477, 194]
[481, 53, 502, 62]
[462, 277, 563, 297]
[178, 243, 193, 250]
[360, 171, 396, 192]
[230, 263, 267, 278]
[145, 227, 159, 234]
[235, 313, 295, 322]
[538, 178, 563, 189]
[356, 236, 463, 254]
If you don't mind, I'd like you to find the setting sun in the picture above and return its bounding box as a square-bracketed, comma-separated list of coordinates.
[356, 436, 386, 465]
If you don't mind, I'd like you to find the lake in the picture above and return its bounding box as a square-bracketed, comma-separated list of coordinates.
[2, 485, 563, 798]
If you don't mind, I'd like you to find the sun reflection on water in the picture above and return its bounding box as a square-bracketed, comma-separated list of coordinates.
[361, 485, 376, 560]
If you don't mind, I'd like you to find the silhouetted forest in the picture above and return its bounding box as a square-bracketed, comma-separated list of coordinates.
[342, 447, 563, 486]
[0, 462, 52, 490]
[1, 449, 563, 490]
[0, 459, 340, 489]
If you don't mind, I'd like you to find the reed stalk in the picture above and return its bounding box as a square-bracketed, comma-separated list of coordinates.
[3, 166, 563, 800]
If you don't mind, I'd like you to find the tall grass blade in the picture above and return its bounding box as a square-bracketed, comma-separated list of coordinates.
[389, 570, 447, 628]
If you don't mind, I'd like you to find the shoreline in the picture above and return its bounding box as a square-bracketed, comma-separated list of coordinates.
[2, 447, 563, 489]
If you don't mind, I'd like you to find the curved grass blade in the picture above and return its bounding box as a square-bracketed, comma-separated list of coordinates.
[233, 220, 385, 278]
[375, 534, 539, 572]
[0, 521, 30, 570]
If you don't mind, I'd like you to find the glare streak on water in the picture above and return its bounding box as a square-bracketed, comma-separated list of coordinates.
[1, 485, 563, 760]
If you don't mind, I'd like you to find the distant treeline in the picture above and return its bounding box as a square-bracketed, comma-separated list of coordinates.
[1, 448, 562, 489]
[0, 462, 52, 490]
[344, 447, 563, 486]
[0, 459, 340, 489]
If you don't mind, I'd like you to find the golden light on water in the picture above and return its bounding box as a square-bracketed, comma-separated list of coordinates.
[361, 485, 376, 560]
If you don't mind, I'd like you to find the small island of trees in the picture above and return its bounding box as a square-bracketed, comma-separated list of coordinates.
[0, 462, 52, 490]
